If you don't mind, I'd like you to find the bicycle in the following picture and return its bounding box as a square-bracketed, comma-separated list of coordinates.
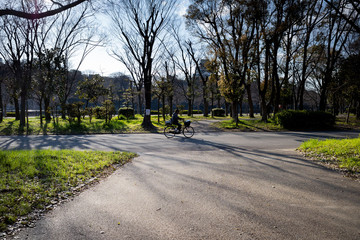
[164, 120, 195, 138]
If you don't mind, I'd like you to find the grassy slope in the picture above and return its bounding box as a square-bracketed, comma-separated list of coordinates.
[0, 150, 137, 232]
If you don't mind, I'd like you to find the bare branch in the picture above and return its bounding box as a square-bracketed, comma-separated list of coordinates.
[0, 0, 87, 19]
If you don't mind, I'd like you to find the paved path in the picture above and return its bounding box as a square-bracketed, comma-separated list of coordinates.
[1, 128, 360, 240]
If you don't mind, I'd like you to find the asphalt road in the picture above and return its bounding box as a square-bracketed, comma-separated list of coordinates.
[2, 128, 360, 240]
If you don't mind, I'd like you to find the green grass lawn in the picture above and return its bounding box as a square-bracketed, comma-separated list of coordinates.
[298, 137, 360, 174]
[0, 149, 137, 232]
[0, 115, 168, 135]
[212, 116, 284, 131]
[0, 114, 232, 135]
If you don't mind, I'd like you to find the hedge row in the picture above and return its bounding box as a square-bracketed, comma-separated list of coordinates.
[275, 110, 335, 130]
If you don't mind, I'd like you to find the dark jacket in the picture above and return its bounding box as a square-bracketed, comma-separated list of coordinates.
[171, 112, 181, 124]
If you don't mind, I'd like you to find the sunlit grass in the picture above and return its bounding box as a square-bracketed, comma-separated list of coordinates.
[0, 149, 137, 232]
[298, 137, 360, 173]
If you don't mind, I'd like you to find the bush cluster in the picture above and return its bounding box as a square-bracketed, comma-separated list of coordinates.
[118, 107, 134, 119]
[275, 110, 335, 130]
[211, 108, 225, 117]
[93, 107, 105, 119]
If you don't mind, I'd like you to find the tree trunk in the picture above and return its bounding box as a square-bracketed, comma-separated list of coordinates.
[299, 35, 310, 110]
[13, 96, 20, 120]
[168, 96, 173, 117]
[346, 99, 352, 124]
[203, 95, 209, 117]
[187, 99, 192, 117]
[202, 79, 209, 117]
[246, 84, 254, 118]
[44, 97, 51, 121]
[260, 97, 268, 122]
[157, 97, 160, 123]
[162, 94, 165, 122]
[20, 91, 26, 127]
[232, 100, 239, 124]
[141, 76, 153, 129]
[61, 102, 67, 119]
[137, 93, 142, 115]
[39, 97, 43, 126]
[239, 94, 244, 117]
[319, 74, 330, 111]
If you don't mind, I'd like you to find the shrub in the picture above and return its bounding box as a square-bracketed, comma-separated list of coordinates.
[211, 108, 225, 117]
[66, 102, 84, 124]
[118, 107, 134, 119]
[275, 110, 335, 130]
[6, 112, 16, 117]
[93, 106, 106, 119]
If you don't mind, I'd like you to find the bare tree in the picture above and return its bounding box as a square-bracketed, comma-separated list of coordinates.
[164, 24, 198, 117]
[107, 0, 177, 128]
[110, 47, 144, 115]
[33, 0, 101, 121]
[186, 42, 211, 117]
[318, 0, 354, 111]
[0, 5, 38, 127]
[186, 0, 258, 123]
[324, 0, 360, 33]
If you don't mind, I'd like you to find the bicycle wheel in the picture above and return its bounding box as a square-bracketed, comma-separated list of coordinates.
[183, 126, 194, 138]
[164, 126, 175, 138]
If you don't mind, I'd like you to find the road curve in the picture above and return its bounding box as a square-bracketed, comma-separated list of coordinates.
[1, 130, 359, 240]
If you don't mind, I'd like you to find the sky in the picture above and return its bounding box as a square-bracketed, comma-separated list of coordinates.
[74, 0, 190, 77]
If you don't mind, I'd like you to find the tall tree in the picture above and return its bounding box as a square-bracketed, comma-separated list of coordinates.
[33, 0, 99, 120]
[186, 42, 210, 117]
[107, 0, 177, 128]
[324, 0, 360, 34]
[0, 5, 38, 127]
[76, 74, 108, 108]
[318, 0, 354, 111]
[296, 0, 325, 110]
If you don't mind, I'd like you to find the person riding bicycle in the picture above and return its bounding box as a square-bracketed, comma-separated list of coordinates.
[171, 109, 182, 133]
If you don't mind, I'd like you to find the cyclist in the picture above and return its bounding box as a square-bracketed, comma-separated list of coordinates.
[171, 109, 182, 133]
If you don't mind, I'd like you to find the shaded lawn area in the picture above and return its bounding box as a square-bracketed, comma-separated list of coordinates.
[212, 117, 284, 131]
[212, 113, 360, 132]
[0, 114, 231, 135]
[0, 150, 137, 232]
